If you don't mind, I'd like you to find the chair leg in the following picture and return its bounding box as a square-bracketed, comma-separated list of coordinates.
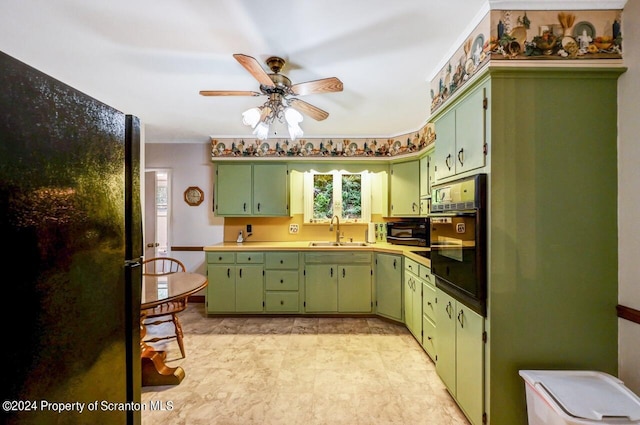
[172, 313, 186, 359]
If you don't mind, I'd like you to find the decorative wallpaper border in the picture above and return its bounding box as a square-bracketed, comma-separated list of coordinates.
[429, 9, 623, 114]
[211, 123, 435, 159]
[211, 9, 624, 160]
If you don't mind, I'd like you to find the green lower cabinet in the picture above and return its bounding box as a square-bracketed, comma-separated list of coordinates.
[264, 252, 301, 313]
[435, 289, 484, 425]
[304, 264, 338, 312]
[207, 264, 236, 313]
[421, 266, 437, 360]
[235, 265, 264, 312]
[338, 264, 372, 313]
[206, 251, 264, 313]
[265, 291, 299, 312]
[422, 314, 437, 361]
[404, 258, 423, 342]
[375, 253, 403, 321]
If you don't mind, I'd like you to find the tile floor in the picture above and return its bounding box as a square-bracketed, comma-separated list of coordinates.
[141, 303, 470, 425]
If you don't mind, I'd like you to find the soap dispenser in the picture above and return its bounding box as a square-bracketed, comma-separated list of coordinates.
[236, 230, 244, 243]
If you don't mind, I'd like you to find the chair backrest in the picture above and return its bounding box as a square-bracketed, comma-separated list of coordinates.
[142, 257, 186, 276]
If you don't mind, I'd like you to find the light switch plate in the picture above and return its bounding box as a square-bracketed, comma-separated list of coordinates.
[289, 224, 299, 234]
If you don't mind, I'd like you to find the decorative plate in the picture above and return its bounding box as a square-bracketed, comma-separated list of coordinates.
[573, 21, 595, 39]
[472, 34, 485, 57]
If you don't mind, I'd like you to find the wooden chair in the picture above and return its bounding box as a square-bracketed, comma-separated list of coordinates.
[141, 257, 188, 358]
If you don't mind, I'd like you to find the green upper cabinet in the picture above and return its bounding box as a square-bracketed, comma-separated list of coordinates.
[419, 151, 434, 216]
[215, 163, 252, 216]
[253, 163, 289, 216]
[214, 163, 289, 216]
[434, 83, 487, 181]
[390, 160, 420, 216]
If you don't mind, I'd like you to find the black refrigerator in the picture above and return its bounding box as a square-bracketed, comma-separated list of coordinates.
[0, 51, 142, 425]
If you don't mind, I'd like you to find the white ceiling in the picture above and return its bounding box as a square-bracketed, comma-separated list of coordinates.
[0, 0, 601, 143]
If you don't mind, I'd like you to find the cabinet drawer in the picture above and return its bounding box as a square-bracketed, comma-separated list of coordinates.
[405, 257, 420, 275]
[265, 270, 299, 291]
[420, 265, 435, 287]
[265, 291, 299, 312]
[305, 252, 371, 264]
[422, 315, 436, 361]
[206, 252, 235, 264]
[265, 252, 299, 269]
[423, 282, 436, 322]
[236, 252, 264, 264]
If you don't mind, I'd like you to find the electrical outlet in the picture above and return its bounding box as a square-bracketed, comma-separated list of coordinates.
[289, 224, 299, 234]
[246, 224, 252, 233]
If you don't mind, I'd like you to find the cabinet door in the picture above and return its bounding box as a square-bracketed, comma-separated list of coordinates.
[215, 163, 252, 216]
[404, 273, 414, 331]
[411, 278, 422, 343]
[420, 154, 430, 198]
[305, 264, 338, 312]
[375, 253, 402, 320]
[338, 264, 372, 312]
[435, 290, 456, 395]
[390, 160, 420, 216]
[456, 306, 484, 425]
[455, 86, 486, 174]
[235, 265, 264, 312]
[419, 154, 431, 216]
[253, 164, 289, 216]
[206, 264, 236, 313]
[434, 110, 456, 181]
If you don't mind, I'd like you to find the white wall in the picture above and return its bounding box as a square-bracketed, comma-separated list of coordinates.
[145, 143, 223, 275]
[617, 2, 640, 394]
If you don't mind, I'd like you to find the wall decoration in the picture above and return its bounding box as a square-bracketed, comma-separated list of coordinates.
[210, 124, 435, 160]
[184, 186, 204, 206]
[429, 9, 623, 114]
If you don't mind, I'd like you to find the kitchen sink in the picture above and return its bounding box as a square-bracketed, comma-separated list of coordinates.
[308, 241, 369, 247]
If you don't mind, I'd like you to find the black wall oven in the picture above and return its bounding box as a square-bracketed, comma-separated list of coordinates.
[430, 173, 487, 316]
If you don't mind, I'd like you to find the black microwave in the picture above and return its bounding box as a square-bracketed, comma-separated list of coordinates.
[386, 218, 430, 247]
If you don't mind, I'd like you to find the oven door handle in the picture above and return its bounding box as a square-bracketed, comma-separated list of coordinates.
[428, 212, 476, 218]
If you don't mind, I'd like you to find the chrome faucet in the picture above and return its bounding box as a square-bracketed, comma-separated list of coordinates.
[329, 215, 341, 244]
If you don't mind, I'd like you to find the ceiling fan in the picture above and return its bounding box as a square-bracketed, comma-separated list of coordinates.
[199, 54, 343, 140]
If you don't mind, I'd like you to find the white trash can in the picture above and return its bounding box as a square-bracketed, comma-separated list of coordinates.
[519, 370, 640, 425]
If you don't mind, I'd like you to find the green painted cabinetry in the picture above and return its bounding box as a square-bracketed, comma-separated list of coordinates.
[338, 264, 372, 312]
[304, 252, 372, 313]
[374, 252, 403, 321]
[389, 160, 420, 216]
[264, 252, 300, 313]
[214, 163, 289, 216]
[205, 251, 264, 313]
[403, 257, 423, 341]
[433, 83, 486, 181]
[421, 264, 437, 361]
[435, 288, 484, 425]
[419, 151, 434, 216]
[304, 264, 338, 312]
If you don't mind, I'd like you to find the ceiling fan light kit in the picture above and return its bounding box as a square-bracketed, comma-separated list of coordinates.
[200, 54, 343, 141]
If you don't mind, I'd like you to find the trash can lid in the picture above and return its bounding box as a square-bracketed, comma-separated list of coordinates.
[519, 370, 640, 421]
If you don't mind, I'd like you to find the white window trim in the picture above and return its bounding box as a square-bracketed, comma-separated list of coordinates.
[303, 169, 371, 224]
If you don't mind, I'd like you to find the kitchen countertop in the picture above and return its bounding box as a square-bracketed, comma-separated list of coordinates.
[203, 241, 431, 267]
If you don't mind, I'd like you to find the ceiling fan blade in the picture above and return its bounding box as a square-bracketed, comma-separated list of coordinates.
[233, 53, 274, 87]
[199, 90, 261, 96]
[288, 98, 329, 121]
[290, 77, 344, 96]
